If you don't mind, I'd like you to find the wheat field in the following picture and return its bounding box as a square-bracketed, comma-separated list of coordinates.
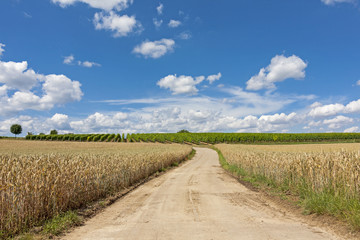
[216, 143, 360, 195]
[0, 140, 192, 237]
[216, 143, 360, 227]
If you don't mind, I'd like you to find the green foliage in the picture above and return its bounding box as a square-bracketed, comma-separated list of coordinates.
[24, 132, 360, 145]
[114, 134, 121, 142]
[80, 135, 87, 142]
[107, 134, 116, 142]
[93, 135, 101, 142]
[126, 133, 132, 142]
[177, 129, 190, 133]
[50, 130, 58, 135]
[43, 211, 81, 236]
[10, 124, 22, 137]
[100, 134, 110, 142]
[129, 133, 360, 144]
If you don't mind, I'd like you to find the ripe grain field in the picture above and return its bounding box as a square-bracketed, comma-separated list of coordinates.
[216, 143, 360, 230]
[0, 140, 192, 238]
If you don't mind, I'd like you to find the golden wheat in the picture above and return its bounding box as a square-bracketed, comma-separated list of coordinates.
[216, 143, 360, 197]
[0, 140, 192, 237]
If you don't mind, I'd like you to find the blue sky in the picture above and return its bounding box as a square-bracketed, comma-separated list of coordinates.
[1, 0, 360, 135]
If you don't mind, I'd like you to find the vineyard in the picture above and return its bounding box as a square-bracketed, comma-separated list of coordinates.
[0, 140, 192, 238]
[26, 132, 360, 144]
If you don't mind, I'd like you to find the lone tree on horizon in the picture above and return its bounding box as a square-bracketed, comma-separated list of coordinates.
[10, 124, 22, 138]
[177, 129, 190, 133]
[50, 129, 58, 135]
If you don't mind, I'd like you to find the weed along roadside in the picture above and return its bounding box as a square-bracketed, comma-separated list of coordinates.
[212, 143, 360, 235]
[0, 141, 195, 240]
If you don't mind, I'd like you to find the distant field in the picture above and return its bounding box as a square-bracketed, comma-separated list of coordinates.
[0, 139, 181, 154]
[0, 140, 192, 238]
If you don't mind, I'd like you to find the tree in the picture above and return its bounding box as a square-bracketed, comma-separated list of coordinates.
[177, 129, 190, 133]
[50, 129, 58, 135]
[10, 124, 22, 138]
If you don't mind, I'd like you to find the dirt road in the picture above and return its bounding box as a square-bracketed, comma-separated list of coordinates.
[63, 147, 340, 240]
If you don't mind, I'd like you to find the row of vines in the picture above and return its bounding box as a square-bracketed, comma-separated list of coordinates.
[26, 133, 128, 142]
[26, 132, 360, 144]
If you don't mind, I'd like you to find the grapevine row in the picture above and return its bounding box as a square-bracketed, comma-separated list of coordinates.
[26, 132, 360, 144]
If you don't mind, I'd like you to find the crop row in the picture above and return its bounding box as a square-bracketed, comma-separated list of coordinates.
[26, 133, 128, 142]
[26, 132, 360, 144]
[131, 133, 360, 143]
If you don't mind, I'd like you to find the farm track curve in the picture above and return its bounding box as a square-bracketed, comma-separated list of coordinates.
[63, 147, 340, 240]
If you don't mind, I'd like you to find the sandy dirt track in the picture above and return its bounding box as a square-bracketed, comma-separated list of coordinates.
[63, 147, 340, 240]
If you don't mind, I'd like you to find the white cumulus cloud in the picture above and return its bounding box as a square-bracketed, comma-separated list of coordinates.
[246, 55, 307, 91]
[70, 112, 128, 133]
[157, 74, 204, 95]
[52, 0, 133, 11]
[41, 74, 83, 105]
[133, 39, 175, 59]
[0, 60, 43, 91]
[157, 73, 222, 95]
[308, 99, 360, 118]
[344, 126, 359, 133]
[0, 58, 83, 116]
[168, 20, 181, 28]
[309, 103, 345, 118]
[48, 113, 71, 129]
[207, 72, 222, 84]
[323, 115, 354, 129]
[345, 99, 360, 113]
[94, 11, 142, 37]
